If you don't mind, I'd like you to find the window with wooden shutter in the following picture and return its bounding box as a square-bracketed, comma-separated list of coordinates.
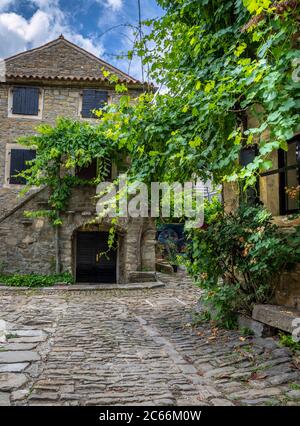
[81, 90, 108, 118]
[260, 137, 300, 214]
[9, 149, 36, 185]
[12, 87, 40, 116]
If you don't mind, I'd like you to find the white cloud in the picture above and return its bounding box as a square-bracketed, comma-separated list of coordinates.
[0, 11, 50, 42]
[0, 0, 15, 12]
[97, 0, 123, 12]
[0, 0, 104, 59]
[68, 33, 103, 57]
[106, 0, 123, 11]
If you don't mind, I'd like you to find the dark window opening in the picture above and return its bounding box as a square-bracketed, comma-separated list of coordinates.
[279, 137, 300, 214]
[9, 149, 36, 185]
[76, 159, 98, 180]
[81, 89, 108, 118]
[12, 87, 40, 116]
[76, 159, 112, 181]
[260, 137, 300, 215]
[239, 146, 259, 206]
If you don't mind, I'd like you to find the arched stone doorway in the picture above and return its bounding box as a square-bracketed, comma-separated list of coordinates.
[61, 215, 156, 285]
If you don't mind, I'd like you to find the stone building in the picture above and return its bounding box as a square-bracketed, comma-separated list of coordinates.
[0, 36, 156, 284]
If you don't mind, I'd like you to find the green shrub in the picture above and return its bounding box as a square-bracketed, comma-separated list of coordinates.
[290, 384, 300, 391]
[0, 272, 74, 287]
[185, 203, 300, 327]
[240, 327, 254, 337]
[279, 332, 300, 352]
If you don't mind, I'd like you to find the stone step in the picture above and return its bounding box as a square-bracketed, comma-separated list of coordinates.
[252, 304, 300, 333]
[128, 271, 157, 283]
[156, 262, 174, 274]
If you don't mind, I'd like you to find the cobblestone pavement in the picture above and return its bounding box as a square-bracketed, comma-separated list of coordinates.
[0, 272, 300, 406]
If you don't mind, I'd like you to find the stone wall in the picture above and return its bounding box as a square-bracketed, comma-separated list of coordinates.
[0, 185, 156, 282]
[141, 218, 157, 271]
[275, 264, 300, 309]
[272, 216, 300, 309]
[0, 189, 56, 275]
[5, 38, 132, 82]
[0, 82, 141, 218]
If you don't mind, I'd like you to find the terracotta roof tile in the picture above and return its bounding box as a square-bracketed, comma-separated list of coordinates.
[5, 73, 142, 85]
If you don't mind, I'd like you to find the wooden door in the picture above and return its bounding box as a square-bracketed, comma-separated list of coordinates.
[76, 232, 117, 283]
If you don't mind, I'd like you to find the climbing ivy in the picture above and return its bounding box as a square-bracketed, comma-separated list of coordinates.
[19, 0, 300, 222]
[19, 114, 127, 225]
[122, 0, 300, 188]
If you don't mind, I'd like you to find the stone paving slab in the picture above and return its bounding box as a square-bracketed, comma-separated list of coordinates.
[0, 373, 28, 391]
[0, 363, 30, 373]
[0, 351, 40, 363]
[0, 272, 299, 406]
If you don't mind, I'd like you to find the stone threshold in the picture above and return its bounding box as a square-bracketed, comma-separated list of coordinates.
[0, 281, 165, 291]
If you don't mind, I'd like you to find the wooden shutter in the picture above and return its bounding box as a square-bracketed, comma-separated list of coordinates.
[9, 149, 36, 185]
[81, 90, 108, 118]
[12, 87, 39, 115]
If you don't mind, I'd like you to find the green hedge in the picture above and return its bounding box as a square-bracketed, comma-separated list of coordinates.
[0, 272, 74, 287]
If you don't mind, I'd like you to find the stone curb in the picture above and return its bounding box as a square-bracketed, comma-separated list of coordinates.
[0, 281, 165, 292]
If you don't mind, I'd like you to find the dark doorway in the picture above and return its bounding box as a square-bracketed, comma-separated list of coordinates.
[76, 231, 117, 283]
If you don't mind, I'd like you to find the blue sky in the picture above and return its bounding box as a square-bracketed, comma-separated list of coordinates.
[0, 0, 163, 79]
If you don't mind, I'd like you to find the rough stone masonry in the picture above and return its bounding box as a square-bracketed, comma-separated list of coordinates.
[0, 36, 156, 283]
